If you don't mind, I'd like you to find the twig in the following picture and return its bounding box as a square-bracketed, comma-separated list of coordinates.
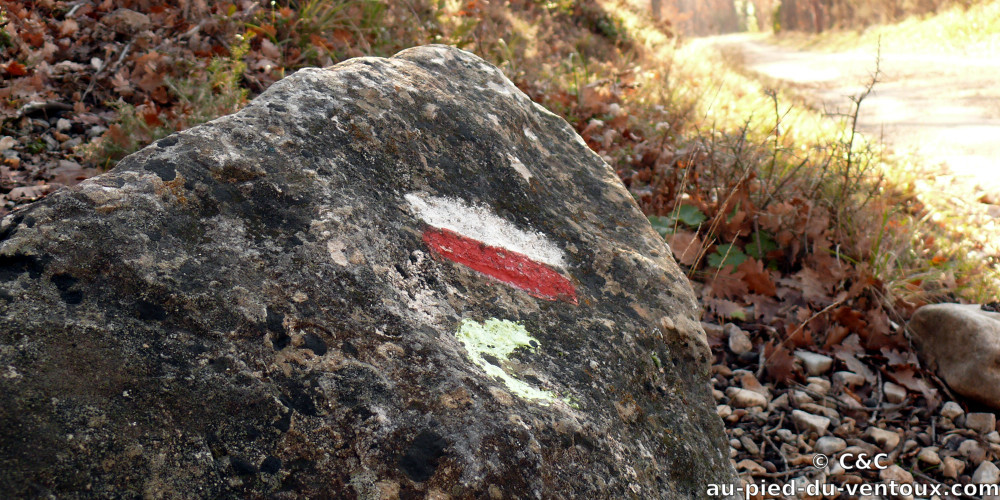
[761, 432, 789, 473]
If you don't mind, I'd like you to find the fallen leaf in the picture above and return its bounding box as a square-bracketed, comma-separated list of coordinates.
[890, 366, 940, 410]
[666, 230, 702, 266]
[763, 341, 800, 383]
[738, 258, 776, 296]
[705, 265, 748, 300]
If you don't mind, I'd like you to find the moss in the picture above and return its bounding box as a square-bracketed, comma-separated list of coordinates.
[455, 318, 559, 404]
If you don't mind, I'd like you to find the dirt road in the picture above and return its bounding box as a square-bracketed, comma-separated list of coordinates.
[708, 34, 1000, 195]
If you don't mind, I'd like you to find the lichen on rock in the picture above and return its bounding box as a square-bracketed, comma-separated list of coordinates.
[0, 45, 737, 498]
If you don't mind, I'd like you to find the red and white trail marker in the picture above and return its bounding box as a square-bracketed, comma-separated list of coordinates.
[406, 193, 578, 305]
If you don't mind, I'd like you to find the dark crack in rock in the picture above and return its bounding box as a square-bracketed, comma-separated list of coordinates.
[0, 45, 737, 498]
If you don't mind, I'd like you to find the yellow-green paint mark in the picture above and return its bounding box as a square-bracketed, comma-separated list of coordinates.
[456, 318, 558, 404]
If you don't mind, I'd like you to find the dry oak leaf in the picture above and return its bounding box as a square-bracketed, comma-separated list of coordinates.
[738, 258, 776, 296]
[666, 230, 702, 267]
[705, 297, 745, 320]
[704, 265, 748, 301]
[763, 341, 800, 383]
[890, 366, 940, 409]
[831, 334, 875, 384]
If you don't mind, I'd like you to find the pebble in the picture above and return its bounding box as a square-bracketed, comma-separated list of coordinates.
[805, 377, 831, 395]
[770, 393, 789, 410]
[942, 456, 966, 479]
[736, 458, 766, 474]
[791, 390, 813, 405]
[959, 439, 987, 464]
[726, 323, 752, 355]
[794, 350, 833, 375]
[815, 436, 847, 455]
[883, 382, 907, 404]
[726, 387, 767, 408]
[989, 431, 1000, 444]
[973, 461, 1000, 485]
[941, 401, 965, 420]
[734, 370, 770, 399]
[740, 436, 760, 456]
[799, 403, 839, 421]
[918, 447, 942, 465]
[832, 371, 865, 388]
[717, 404, 733, 419]
[880, 464, 914, 484]
[776, 429, 795, 442]
[866, 427, 901, 451]
[793, 409, 831, 435]
[967, 412, 997, 434]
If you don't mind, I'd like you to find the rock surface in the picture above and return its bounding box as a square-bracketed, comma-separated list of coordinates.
[0, 46, 736, 497]
[909, 303, 1000, 408]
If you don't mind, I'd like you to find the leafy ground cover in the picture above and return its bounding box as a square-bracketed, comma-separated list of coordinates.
[1, 0, 992, 414]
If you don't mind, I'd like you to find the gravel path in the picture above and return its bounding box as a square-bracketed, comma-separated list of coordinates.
[709, 33, 1000, 191]
[703, 32, 1000, 257]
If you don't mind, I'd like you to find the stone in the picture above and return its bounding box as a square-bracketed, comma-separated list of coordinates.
[726, 323, 752, 355]
[795, 350, 833, 376]
[770, 393, 789, 410]
[733, 369, 769, 400]
[799, 403, 839, 421]
[804, 377, 831, 395]
[941, 401, 965, 420]
[791, 390, 813, 405]
[776, 429, 795, 443]
[973, 461, 1000, 485]
[727, 387, 768, 408]
[736, 459, 766, 474]
[739, 436, 760, 456]
[814, 436, 847, 455]
[942, 456, 966, 479]
[879, 464, 913, 484]
[866, 427, 901, 451]
[909, 303, 1000, 408]
[0, 46, 736, 497]
[832, 371, 865, 388]
[960, 439, 988, 464]
[717, 404, 733, 419]
[917, 447, 942, 465]
[967, 412, 998, 434]
[793, 410, 831, 436]
[883, 382, 907, 404]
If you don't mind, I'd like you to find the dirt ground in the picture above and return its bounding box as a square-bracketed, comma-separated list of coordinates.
[706, 33, 1000, 256]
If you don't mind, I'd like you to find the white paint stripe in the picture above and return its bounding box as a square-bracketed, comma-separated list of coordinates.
[405, 193, 566, 268]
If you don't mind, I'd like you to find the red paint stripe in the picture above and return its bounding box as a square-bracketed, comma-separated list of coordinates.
[423, 228, 578, 305]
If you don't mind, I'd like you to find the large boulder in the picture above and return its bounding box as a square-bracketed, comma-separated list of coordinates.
[909, 303, 1000, 409]
[0, 46, 736, 497]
